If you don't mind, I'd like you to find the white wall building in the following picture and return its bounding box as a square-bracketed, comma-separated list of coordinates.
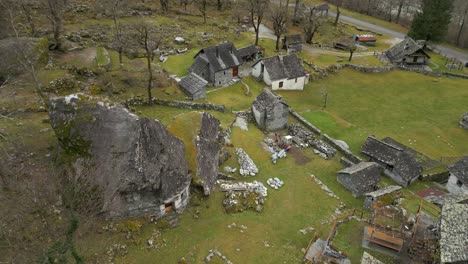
[446, 157, 468, 195]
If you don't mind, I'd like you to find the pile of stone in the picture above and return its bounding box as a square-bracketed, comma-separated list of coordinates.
[235, 148, 259, 176]
[46, 76, 79, 93]
[288, 124, 336, 158]
[460, 112, 468, 129]
[266, 178, 284, 189]
[310, 174, 340, 200]
[205, 250, 233, 264]
[220, 181, 267, 197]
[271, 149, 287, 164]
[221, 181, 267, 213]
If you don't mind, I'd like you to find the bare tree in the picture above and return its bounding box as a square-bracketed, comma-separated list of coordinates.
[270, 1, 288, 50]
[320, 86, 328, 109]
[44, 0, 68, 50]
[334, 0, 343, 27]
[111, 24, 128, 66]
[217, 0, 223, 11]
[180, 0, 191, 10]
[301, 8, 324, 44]
[454, 0, 468, 45]
[196, 0, 208, 24]
[133, 21, 161, 105]
[247, 0, 270, 46]
[348, 43, 357, 62]
[395, 0, 407, 24]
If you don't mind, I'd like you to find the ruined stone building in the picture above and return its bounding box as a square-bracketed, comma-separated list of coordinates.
[363, 185, 401, 210]
[385, 37, 430, 66]
[188, 41, 257, 87]
[282, 34, 304, 54]
[252, 89, 289, 131]
[439, 203, 468, 263]
[337, 162, 381, 197]
[48, 94, 191, 219]
[446, 156, 468, 195]
[178, 72, 208, 100]
[252, 54, 308, 90]
[361, 136, 422, 187]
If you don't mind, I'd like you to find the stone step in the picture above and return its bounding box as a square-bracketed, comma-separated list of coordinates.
[164, 212, 179, 228]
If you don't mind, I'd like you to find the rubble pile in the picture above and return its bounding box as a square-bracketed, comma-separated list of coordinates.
[220, 181, 267, 213]
[288, 124, 336, 158]
[267, 178, 284, 189]
[235, 148, 259, 176]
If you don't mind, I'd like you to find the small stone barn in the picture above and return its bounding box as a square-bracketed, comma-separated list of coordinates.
[363, 185, 402, 210]
[252, 54, 308, 90]
[252, 89, 289, 131]
[282, 34, 303, 54]
[385, 37, 430, 66]
[446, 156, 468, 195]
[236, 44, 259, 62]
[352, 35, 377, 46]
[178, 72, 208, 100]
[439, 203, 468, 263]
[361, 136, 422, 187]
[337, 162, 381, 197]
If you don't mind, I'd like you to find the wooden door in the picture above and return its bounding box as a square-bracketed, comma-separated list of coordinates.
[233, 67, 238, 77]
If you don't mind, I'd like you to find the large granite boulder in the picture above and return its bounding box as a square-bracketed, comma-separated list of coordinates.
[196, 113, 225, 195]
[460, 113, 468, 129]
[48, 94, 190, 219]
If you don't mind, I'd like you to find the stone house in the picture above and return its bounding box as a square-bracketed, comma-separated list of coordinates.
[252, 88, 289, 131]
[282, 34, 304, 54]
[439, 203, 468, 263]
[337, 162, 381, 197]
[446, 156, 468, 195]
[385, 37, 430, 66]
[361, 136, 422, 187]
[189, 42, 241, 87]
[178, 72, 208, 100]
[252, 54, 308, 90]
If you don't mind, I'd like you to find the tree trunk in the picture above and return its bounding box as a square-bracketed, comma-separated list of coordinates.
[119, 48, 123, 66]
[348, 50, 354, 61]
[334, 5, 340, 27]
[146, 55, 153, 105]
[396, 1, 404, 24]
[22, 5, 36, 36]
[293, 0, 300, 25]
[456, 7, 468, 46]
[203, 13, 207, 24]
[217, 0, 222, 11]
[53, 18, 62, 49]
[276, 35, 280, 50]
[305, 33, 312, 44]
[366, 0, 372, 16]
[255, 27, 260, 46]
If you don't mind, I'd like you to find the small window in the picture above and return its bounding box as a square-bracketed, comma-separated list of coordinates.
[295, 78, 298, 83]
[457, 180, 463, 187]
[224, 71, 226, 75]
[219, 81, 221, 85]
[279, 81, 284, 88]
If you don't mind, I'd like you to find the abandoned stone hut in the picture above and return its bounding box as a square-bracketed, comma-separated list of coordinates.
[439, 203, 468, 263]
[446, 156, 468, 195]
[363, 185, 402, 210]
[337, 162, 381, 197]
[385, 37, 430, 66]
[252, 54, 308, 90]
[361, 136, 422, 187]
[189, 42, 245, 87]
[252, 88, 289, 131]
[178, 72, 208, 100]
[282, 34, 304, 54]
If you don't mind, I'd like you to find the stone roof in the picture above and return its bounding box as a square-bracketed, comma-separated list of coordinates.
[237, 44, 257, 59]
[385, 37, 430, 62]
[361, 136, 422, 182]
[440, 203, 468, 263]
[253, 54, 307, 81]
[365, 185, 402, 198]
[252, 88, 287, 111]
[283, 34, 303, 44]
[338, 162, 381, 196]
[448, 156, 468, 185]
[179, 72, 208, 96]
[189, 56, 210, 75]
[194, 42, 241, 72]
[426, 193, 468, 207]
[339, 162, 377, 175]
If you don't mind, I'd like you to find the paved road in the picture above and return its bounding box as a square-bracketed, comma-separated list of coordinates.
[328, 11, 468, 63]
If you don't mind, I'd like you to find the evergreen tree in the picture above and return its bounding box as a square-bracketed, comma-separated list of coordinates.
[408, 0, 454, 42]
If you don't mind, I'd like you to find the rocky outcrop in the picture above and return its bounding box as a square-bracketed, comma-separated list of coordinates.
[460, 113, 468, 129]
[48, 94, 190, 219]
[196, 113, 225, 195]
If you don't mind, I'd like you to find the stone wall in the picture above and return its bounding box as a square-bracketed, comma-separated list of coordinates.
[289, 109, 322, 135]
[123, 97, 225, 112]
[446, 174, 468, 195]
[214, 68, 235, 87]
[322, 134, 362, 164]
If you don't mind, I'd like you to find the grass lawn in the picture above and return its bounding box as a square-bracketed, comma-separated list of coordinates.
[277, 69, 468, 160]
[428, 51, 468, 75]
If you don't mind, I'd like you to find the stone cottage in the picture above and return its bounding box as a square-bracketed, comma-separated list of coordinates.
[439, 203, 468, 263]
[189, 42, 241, 87]
[189, 41, 257, 87]
[385, 37, 430, 66]
[178, 72, 208, 100]
[361, 136, 422, 187]
[252, 54, 308, 90]
[446, 156, 468, 195]
[337, 162, 381, 197]
[282, 34, 303, 54]
[252, 88, 289, 131]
